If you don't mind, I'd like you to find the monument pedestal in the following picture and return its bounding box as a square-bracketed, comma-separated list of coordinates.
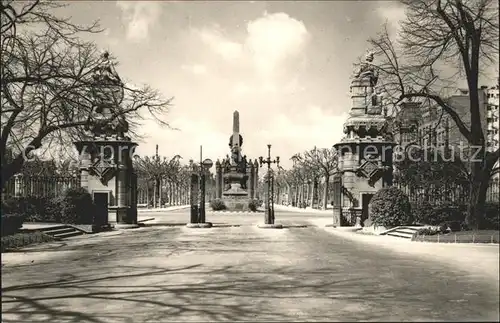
[222, 183, 250, 211]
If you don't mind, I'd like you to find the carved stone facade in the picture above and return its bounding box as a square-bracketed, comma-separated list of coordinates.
[74, 51, 138, 227]
[333, 52, 395, 227]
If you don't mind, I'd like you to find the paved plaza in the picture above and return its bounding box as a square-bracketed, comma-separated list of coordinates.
[2, 209, 499, 322]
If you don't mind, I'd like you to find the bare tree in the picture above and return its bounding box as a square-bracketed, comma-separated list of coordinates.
[292, 147, 338, 209]
[134, 152, 182, 208]
[368, 0, 499, 228]
[1, 1, 173, 189]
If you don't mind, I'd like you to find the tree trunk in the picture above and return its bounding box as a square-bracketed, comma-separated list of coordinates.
[159, 177, 162, 208]
[466, 167, 490, 230]
[153, 178, 156, 209]
[323, 175, 330, 210]
[169, 182, 173, 206]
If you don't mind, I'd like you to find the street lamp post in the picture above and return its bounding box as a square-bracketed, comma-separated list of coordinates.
[259, 144, 280, 225]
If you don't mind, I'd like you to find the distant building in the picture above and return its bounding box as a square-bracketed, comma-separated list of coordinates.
[394, 86, 497, 152]
[486, 85, 499, 153]
[393, 85, 499, 202]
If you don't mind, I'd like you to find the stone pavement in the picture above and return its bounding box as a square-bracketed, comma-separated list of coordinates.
[309, 218, 500, 282]
[2, 209, 498, 322]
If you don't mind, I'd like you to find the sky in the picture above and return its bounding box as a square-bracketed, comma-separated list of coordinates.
[55, 1, 497, 169]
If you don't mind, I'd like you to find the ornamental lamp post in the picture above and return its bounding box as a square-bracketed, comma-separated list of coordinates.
[259, 144, 280, 225]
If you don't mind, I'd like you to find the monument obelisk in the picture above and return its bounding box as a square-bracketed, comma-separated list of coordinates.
[221, 110, 250, 210]
[230, 111, 241, 164]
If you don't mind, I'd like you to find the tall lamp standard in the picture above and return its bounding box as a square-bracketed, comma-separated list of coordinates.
[259, 144, 280, 225]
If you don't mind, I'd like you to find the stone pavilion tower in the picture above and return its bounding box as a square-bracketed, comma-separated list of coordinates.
[332, 52, 395, 227]
[74, 51, 139, 228]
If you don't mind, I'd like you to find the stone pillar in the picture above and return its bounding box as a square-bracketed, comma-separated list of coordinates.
[116, 143, 129, 208]
[190, 171, 199, 223]
[215, 160, 222, 199]
[115, 169, 126, 207]
[249, 159, 255, 199]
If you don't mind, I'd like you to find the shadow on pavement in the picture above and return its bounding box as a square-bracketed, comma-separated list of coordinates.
[0, 262, 402, 322]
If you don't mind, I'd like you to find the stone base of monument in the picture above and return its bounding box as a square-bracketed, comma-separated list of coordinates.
[222, 195, 251, 211]
[257, 223, 283, 229]
[186, 222, 213, 228]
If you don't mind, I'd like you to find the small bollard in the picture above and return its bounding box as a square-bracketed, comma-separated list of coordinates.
[472, 234, 475, 243]
[437, 234, 440, 243]
[454, 234, 457, 243]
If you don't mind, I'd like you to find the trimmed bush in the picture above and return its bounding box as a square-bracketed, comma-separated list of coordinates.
[1, 231, 56, 252]
[369, 187, 413, 228]
[416, 227, 441, 236]
[210, 198, 226, 211]
[248, 199, 259, 212]
[413, 201, 499, 231]
[480, 202, 500, 230]
[1, 196, 61, 223]
[1, 214, 25, 236]
[59, 187, 95, 224]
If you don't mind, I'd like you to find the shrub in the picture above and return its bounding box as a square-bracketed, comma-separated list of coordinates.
[43, 196, 64, 222]
[412, 202, 466, 227]
[59, 187, 95, 224]
[416, 227, 441, 236]
[1, 196, 62, 223]
[480, 202, 500, 230]
[1, 213, 25, 236]
[369, 187, 413, 228]
[248, 199, 259, 212]
[1, 231, 55, 252]
[210, 198, 226, 211]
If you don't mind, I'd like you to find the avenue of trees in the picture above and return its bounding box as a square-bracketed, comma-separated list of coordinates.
[133, 147, 192, 208]
[0, 0, 172, 189]
[272, 147, 338, 210]
[368, 0, 499, 229]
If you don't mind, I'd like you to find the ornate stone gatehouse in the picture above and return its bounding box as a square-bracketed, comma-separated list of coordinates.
[74, 51, 138, 228]
[332, 52, 395, 227]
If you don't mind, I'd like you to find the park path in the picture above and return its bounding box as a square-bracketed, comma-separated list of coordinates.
[2, 214, 499, 322]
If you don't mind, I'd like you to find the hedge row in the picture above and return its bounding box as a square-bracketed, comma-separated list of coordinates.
[209, 198, 263, 211]
[369, 187, 499, 230]
[412, 202, 499, 231]
[1, 231, 56, 252]
[1, 187, 96, 237]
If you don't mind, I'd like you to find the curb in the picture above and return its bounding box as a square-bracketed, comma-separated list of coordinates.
[186, 222, 213, 229]
[257, 223, 283, 229]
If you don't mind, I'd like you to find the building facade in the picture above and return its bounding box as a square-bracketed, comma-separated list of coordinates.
[393, 85, 499, 202]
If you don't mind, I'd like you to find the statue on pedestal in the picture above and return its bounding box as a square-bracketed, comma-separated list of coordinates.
[85, 51, 130, 140]
[354, 51, 378, 87]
